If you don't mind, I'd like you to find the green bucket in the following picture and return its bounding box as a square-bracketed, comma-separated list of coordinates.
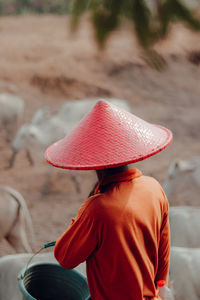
[18, 262, 90, 300]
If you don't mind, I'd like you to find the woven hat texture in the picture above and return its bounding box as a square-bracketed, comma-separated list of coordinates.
[45, 100, 173, 170]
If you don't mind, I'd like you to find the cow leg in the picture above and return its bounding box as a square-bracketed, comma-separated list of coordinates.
[4, 151, 17, 169]
[26, 150, 34, 166]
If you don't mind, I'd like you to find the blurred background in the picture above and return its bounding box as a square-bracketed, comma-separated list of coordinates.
[0, 0, 199, 257]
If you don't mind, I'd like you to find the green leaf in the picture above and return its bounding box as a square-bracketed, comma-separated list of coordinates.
[70, 0, 91, 29]
[131, 0, 155, 48]
[172, 0, 200, 30]
[158, 0, 200, 38]
[69, 0, 200, 69]
[92, 5, 120, 47]
[90, 0, 124, 47]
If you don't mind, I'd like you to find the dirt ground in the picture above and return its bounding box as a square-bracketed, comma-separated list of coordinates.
[0, 14, 199, 256]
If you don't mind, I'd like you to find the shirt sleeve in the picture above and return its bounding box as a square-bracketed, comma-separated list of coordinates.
[155, 194, 170, 284]
[54, 198, 99, 269]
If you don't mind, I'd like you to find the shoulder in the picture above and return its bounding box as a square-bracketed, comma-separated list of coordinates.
[141, 174, 162, 187]
[76, 193, 106, 219]
[137, 174, 160, 192]
[141, 175, 169, 208]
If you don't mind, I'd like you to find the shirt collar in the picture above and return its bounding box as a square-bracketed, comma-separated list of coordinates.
[94, 168, 142, 195]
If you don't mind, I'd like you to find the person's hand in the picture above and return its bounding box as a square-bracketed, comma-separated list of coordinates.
[158, 285, 174, 300]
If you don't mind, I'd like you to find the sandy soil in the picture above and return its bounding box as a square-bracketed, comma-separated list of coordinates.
[0, 14, 199, 256]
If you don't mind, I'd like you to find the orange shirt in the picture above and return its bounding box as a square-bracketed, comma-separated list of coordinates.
[54, 168, 170, 300]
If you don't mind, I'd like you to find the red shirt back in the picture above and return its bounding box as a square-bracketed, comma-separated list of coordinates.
[54, 168, 170, 300]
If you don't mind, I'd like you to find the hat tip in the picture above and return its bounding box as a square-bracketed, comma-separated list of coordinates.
[96, 99, 109, 107]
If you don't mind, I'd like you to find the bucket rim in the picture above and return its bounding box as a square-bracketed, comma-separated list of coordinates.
[17, 262, 90, 300]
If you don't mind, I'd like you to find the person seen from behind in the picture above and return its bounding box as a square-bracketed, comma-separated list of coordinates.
[45, 100, 174, 300]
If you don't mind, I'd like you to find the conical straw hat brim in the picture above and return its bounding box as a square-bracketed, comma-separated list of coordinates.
[45, 100, 173, 170]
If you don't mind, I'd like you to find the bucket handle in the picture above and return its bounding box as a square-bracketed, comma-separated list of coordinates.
[18, 241, 56, 280]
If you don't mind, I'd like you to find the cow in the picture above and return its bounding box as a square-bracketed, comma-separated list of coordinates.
[163, 157, 200, 206]
[0, 186, 34, 253]
[8, 98, 131, 194]
[170, 206, 200, 248]
[9, 98, 131, 168]
[8, 112, 77, 194]
[2, 248, 194, 300]
[170, 247, 200, 300]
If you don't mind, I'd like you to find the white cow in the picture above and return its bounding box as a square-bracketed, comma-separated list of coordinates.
[0, 186, 34, 253]
[8, 98, 131, 193]
[2, 244, 200, 300]
[10, 98, 131, 160]
[9, 109, 77, 194]
[2, 247, 194, 300]
[170, 206, 200, 248]
[0, 251, 86, 300]
[9, 98, 131, 165]
[170, 247, 200, 300]
[0, 93, 24, 142]
[163, 157, 200, 206]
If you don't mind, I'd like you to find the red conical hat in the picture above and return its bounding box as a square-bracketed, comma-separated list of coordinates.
[45, 100, 172, 170]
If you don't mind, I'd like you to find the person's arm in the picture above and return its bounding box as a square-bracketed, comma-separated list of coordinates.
[54, 199, 99, 269]
[155, 194, 174, 300]
[155, 198, 170, 284]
